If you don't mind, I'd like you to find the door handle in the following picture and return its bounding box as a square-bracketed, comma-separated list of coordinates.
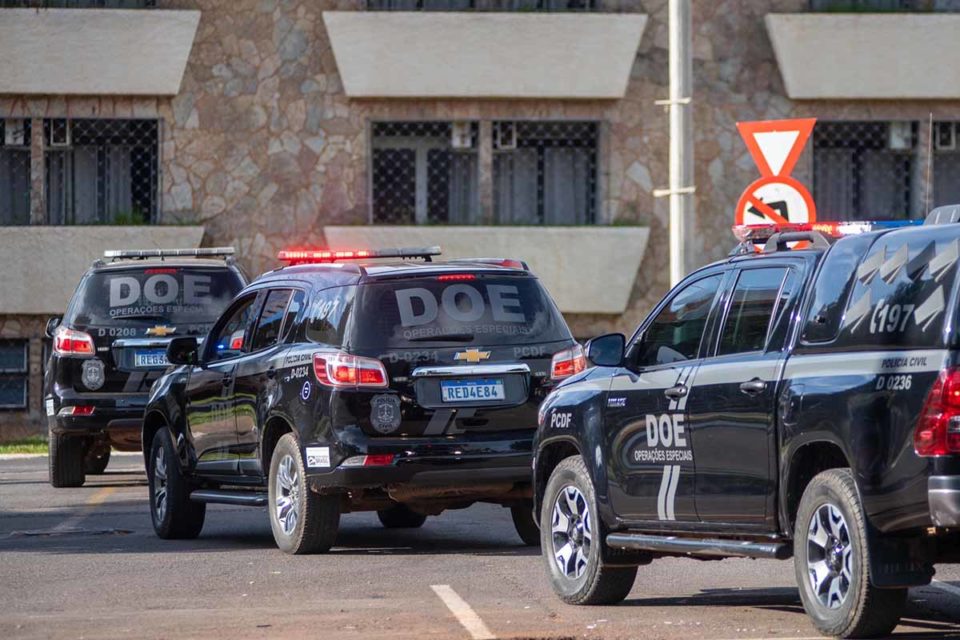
[664, 384, 688, 400]
[740, 379, 767, 395]
[266, 367, 277, 379]
[221, 375, 232, 387]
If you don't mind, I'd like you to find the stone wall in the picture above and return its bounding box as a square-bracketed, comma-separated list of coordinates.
[0, 315, 48, 440]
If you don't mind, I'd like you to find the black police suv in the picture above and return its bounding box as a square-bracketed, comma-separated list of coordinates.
[534, 211, 960, 638]
[45, 248, 246, 488]
[142, 246, 582, 553]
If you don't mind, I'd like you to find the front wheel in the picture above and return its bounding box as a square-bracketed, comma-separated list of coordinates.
[148, 427, 205, 539]
[541, 455, 637, 605]
[794, 469, 906, 638]
[269, 434, 340, 554]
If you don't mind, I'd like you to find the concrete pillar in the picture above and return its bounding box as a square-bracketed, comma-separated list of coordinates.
[29, 117, 45, 224]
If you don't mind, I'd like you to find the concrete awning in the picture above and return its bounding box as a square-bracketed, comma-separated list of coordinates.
[766, 13, 960, 100]
[323, 11, 647, 99]
[0, 9, 200, 96]
[0, 226, 205, 315]
[323, 226, 649, 315]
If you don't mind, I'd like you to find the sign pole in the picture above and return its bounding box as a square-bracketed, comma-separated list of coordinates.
[668, 0, 693, 286]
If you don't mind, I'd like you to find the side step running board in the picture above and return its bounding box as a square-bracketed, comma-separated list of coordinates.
[190, 489, 268, 507]
[606, 533, 792, 560]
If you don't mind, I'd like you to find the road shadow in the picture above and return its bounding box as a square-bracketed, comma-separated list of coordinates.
[622, 585, 960, 637]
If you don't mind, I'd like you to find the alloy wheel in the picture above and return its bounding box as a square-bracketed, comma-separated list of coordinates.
[552, 485, 592, 580]
[153, 446, 167, 522]
[275, 454, 301, 536]
[807, 503, 853, 609]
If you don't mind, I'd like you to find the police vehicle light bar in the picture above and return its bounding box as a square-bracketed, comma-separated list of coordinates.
[732, 220, 923, 244]
[277, 246, 441, 265]
[104, 247, 236, 260]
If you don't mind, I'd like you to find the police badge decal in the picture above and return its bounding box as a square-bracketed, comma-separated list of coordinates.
[370, 394, 402, 434]
[81, 359, 105, 391]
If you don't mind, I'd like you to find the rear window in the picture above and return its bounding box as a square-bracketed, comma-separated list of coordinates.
[347, 275, 571, 348]
[66, 267, 244, 328]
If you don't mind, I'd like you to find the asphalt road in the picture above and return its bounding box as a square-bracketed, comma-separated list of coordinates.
[2, 455, 959, 640]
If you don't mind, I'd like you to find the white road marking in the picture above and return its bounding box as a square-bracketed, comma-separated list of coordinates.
[931, 579, 960, 599]
[431, 584, 496, 640]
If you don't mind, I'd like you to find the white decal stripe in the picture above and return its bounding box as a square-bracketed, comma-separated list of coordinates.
[784, 349, 948, 379]
[657, 466, 671, 521]
[665, 465, 680, 521]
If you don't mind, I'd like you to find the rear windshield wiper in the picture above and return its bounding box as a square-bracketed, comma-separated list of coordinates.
[407, 333, 475, 342]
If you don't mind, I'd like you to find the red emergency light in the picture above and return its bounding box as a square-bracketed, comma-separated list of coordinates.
[278, 246, 441, 265]
[733, 220, 923, 245]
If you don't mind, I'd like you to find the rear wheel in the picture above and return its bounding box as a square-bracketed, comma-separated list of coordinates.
[794, 469, 906, 638]
[269, 433, 340, 554]
[542, 455, 637, 605]
[84, 439, 111, 475]
[49, 430, 85, 488]
[148, 428, 205, 539]
[511, 501, 540, 546]
[377, 504, 427, 529]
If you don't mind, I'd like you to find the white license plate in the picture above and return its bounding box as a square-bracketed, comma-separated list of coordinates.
[134, 350, 169, 368]
[440, 378, 505, 403]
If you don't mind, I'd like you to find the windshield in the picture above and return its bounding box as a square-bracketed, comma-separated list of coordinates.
[348, 275, 571, 349]
[66, 267, 244, 328]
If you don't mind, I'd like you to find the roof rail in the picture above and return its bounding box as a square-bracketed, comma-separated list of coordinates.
[103, 247, 236, 261]
[763, 231, 831, 253]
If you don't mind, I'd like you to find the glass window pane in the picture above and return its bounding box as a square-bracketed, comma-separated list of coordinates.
[0, 377, 27, 409]
[0, 340, 27, 372]
[306, 286, 356, 347]
[251, 290, 293, 352]
[635, 275, 722, 368]
[718, 268, 787, 356]
[802, 234, 874, 344]
[208, 296, 259, 361]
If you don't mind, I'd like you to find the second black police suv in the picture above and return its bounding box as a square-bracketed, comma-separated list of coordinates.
[534, 211, 960, 639]
[143, 246, 582, 553]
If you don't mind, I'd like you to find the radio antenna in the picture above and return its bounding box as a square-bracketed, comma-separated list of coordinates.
[924, 112, 933, 217]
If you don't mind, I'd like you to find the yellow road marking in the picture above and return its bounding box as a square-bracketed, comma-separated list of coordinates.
[85, 486, 116, 506]
[53, 486, 117, 531]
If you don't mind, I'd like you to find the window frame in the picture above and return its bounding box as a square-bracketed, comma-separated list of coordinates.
[249, 288, 295, 354]
[201, 291, 263, 365]
[710, 266, 792, 359]
[0, 339, 29, 411]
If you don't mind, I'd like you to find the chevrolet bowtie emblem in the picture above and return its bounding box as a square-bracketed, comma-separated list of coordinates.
[454, 348, 491, 364]
[146, 325, 176, 337]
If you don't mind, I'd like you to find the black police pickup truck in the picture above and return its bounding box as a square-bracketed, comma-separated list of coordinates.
[45, 248, 246, 488]
[142, 247, 581, 553]
[534, 211, 960, 638]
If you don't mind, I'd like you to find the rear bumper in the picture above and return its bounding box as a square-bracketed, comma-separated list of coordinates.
[305, 430, 533, 491]
[48, 391, 147, 441]
[929, 476, 960, 527]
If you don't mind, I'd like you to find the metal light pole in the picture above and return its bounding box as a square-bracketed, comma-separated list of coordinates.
[655, 0, 695, 287]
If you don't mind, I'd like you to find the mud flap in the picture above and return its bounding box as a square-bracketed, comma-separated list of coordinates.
[866, 524, 935, 588]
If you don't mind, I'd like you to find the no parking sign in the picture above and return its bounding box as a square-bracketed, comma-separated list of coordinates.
[735, 118, 817, 227]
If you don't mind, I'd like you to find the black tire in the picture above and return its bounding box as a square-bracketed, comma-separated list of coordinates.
[84, 440, 111, 475]
[541, 455, 637, 605]
[268, 433, 340, 554]
[49, 430, 85, 488]
[377, 504, 427, 529]
[511, 501, 540, 546]
[148, 427, 205, 539]
[794, 469, 907, 638]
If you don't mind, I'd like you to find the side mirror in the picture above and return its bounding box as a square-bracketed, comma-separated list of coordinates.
[585, 333, 626, 367]
[166, 337, 199, 366]
[45, 316, 61, 338]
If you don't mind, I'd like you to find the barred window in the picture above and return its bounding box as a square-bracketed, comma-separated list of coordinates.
[0, 119, 31, 226]
[371, 121, 479, 224]
[813, 121, 917, 221]
[366, 0, 595, 11]
[809, 1, 960, 10]
[45, 118, 159, 225]
[493, 121, 598, 225]
[0, 339, 28, 410]
[933, 121, 960, 209]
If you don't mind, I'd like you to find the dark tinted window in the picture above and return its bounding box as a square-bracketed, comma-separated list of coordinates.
[306, 286, 356, 347]
[802, 234, 874, 343]
[838, 232, 957, 349]
[635, 275, 722, 368]
[66, 267, 244, 329]
[206, 295, 259, 362]
[282, 290, 306, 342]
[349, 276, 570, 348]
[250, 290, 292, 352]
[718, 268, 787, 356]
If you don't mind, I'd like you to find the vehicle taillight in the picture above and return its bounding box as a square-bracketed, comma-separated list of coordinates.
[915, 368, 960, 456]
[53, 326, 95, 357]
[551, 344, 586, 381]
[59, 405, 95, 416]
[313, 351, 389, 389]
[339, 454, 396, 467]
[437, 274, 476, 281]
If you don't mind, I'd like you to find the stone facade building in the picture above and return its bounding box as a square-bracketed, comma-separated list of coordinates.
[2, 0, 960, 437]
